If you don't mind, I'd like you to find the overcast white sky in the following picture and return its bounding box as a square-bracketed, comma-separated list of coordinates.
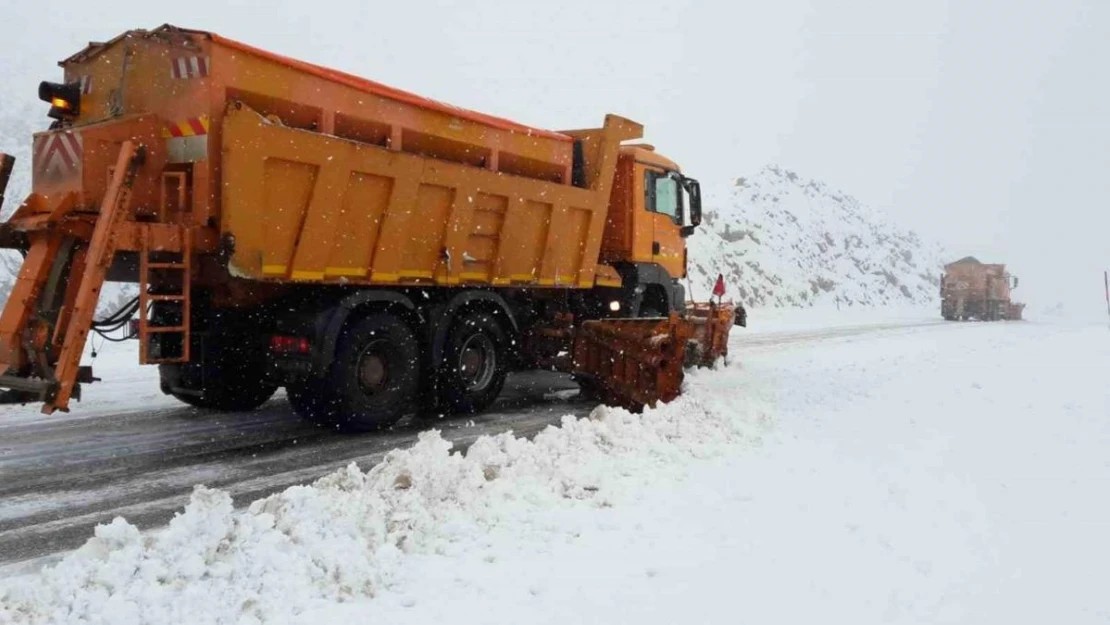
[2, 0, 1107, 310]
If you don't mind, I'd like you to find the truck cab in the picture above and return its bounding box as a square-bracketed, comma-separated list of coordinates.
[598, 144, 701, 316]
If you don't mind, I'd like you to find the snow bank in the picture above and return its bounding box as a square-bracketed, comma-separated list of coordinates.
[0, 371, 770, 625]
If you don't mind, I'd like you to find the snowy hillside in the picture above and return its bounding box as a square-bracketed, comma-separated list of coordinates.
[688, 165, 945, 309]
[0, 98, 40, 219]
[0, 99, 41, 302]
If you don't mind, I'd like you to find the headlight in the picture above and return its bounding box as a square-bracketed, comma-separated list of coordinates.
[608, 300, 621, 312]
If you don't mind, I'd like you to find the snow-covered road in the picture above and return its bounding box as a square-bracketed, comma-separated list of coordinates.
[0, 316, 942, 572]
[3, 312, 1108, 624]
[0, 371, 588, 569]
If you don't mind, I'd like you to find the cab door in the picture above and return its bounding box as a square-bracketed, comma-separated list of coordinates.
[644, 169, 686, 278]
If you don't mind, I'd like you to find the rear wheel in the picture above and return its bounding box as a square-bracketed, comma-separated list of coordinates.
[438, 311, 508, 414]
[158, 337, 277, 412]
[285, 379, 334, 428]
[288, 314, 420, 431]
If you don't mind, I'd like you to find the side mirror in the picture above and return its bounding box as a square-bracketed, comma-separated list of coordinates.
[1012, 276, 1019, 289]
[734, 305, 747, 327]
[679, 176, 701, 237]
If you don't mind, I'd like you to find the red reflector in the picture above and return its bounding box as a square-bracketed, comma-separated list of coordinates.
[270, 335, 310, 354]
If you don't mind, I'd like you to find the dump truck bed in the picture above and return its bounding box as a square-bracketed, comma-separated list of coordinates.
[33, 25, 572, 222]
[35, 24, 630, 289]
[222, 103, 633, 286]
[943, 261, 1011, 301]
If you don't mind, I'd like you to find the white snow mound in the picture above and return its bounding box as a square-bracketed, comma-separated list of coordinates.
[0, 369, 770, 625]
[688, 165, 946, 309]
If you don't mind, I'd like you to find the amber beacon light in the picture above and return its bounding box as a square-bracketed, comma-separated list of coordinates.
[38, 81, 81, 120]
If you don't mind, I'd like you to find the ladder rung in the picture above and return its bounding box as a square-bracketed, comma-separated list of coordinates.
[147, 262, 186, 269]
[145, 326, 187, 333]
[147, 294, 186, 301]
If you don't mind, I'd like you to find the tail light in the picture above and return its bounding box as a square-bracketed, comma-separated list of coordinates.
[270, 335, 311, 354]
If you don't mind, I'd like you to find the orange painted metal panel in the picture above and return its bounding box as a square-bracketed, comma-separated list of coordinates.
[221, 103, 637, 288]
[47, 25, 574, 233]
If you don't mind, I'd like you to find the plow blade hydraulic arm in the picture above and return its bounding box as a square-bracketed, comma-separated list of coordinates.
[0, 142, 144, 413]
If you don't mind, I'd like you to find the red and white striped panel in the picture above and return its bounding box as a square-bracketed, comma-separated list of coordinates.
[170, 56, 211, 80]
[78, 75, 92, 94]
[33, 131, 83, 181]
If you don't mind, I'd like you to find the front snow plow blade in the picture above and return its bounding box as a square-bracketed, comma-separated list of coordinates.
[572, 315, 694, 411]
[570, 302, 738, 412]
[684, 301, 740, 368]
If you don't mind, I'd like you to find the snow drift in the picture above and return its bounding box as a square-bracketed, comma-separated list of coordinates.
[0, 370, 770, 625]
[688, 165, 946, 309]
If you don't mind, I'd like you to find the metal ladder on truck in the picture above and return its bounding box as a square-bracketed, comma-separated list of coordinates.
[138, 226, 192, 365]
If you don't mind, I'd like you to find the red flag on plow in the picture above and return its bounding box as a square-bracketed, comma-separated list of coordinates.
[712, 273, 726, 298]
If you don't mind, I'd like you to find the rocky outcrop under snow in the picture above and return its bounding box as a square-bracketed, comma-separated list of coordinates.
[687, 165, 945, 309]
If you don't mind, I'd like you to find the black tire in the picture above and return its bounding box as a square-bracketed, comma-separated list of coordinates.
[154, 298, 277, 412]
[306, 314, 421, 431]
[573, 375, 604, 402]
[159, 359, 277, 412]
[285, 379, 340, 429]
[438, 311, 508, 414]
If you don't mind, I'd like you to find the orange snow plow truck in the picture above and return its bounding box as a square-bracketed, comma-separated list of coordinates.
[941, 256, 1024, 321]
[0, 25, 742, 429]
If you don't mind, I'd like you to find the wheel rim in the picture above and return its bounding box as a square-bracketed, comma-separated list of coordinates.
[356, 338, 391, 394]
[458, 333, 496, 391]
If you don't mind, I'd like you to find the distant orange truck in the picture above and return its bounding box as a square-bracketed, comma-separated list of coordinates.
[941, 257, 1024, 321]
[0, 25, 740, 428]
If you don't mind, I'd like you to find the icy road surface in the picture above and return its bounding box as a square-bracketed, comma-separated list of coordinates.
[3, 311, 1109, 624]
[0, 367, 589, 570]
[0, 314, 942, 572]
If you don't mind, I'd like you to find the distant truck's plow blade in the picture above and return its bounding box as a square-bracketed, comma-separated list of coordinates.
[571, 302, 739, 412]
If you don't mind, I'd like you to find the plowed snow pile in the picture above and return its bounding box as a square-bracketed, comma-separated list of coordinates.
[0, 370, 771, 624]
